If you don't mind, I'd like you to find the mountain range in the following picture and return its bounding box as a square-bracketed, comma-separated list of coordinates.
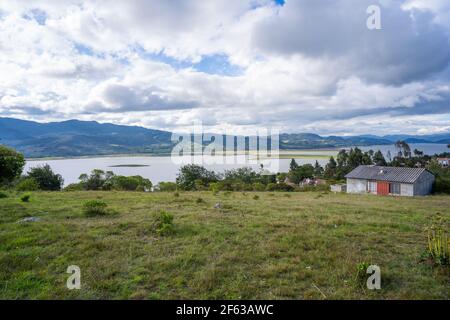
[0, 117, 449, 158]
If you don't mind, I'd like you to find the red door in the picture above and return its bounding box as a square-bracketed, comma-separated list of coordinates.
[377, 181, 389, 195]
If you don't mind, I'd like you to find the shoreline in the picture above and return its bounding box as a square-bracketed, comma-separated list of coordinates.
[25, 148, 341, 161]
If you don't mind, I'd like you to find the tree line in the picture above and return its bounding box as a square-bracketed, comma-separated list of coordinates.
[1, 142, 449, 193]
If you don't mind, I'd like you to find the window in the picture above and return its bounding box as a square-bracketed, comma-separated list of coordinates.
[367, 180, 377, 193]
[389, 183, 401, 195]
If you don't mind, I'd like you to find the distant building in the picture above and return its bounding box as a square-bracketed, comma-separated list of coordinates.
[437, 158, 449, 167]
[299, 178, 327, 187]
[330, 184, 347, 193]
[345, 165, 435, 197]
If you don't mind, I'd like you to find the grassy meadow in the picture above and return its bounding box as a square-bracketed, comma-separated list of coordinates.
[0, 190, 449, 299]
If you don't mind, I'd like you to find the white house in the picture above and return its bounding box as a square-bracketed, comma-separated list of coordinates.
[437, 158, 449, 167]
[345, 165, 435, 197]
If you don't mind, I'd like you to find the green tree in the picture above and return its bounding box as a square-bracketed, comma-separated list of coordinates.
[373, 150, 387, 166]
[336, 149, 348, 168]
[176, 164, 218, 190]
[79, 169, 114, 190]
[289, 159, 299, 172]
[27, 164, 64, 191]
[348, 147, 364, 168]
[0, 145, 25, 184]
[324, 156, 337, 178]
[288, 164, 314, 184]
[362, 152, 373, 165]
[224, 167, 257, 184]
[314, 160, 324, 176]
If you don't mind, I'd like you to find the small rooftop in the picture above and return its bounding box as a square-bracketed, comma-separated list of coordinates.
[345, 165, 432, 183]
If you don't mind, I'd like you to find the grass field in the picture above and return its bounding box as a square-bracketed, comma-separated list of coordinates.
[0, 191, 449, 299]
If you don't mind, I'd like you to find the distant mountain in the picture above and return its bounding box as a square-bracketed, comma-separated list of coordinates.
[0, 117, 449, 158]
[382, 133, 450, 144]
[0, 117, 173, 157]
[279, 133, 392, 149]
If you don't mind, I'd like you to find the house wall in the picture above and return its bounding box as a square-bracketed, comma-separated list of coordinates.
[346, 178, 367, 193]
[413, 171, 435, 196]
[347, 171, 435, 196]
[400, 183, 414, 196]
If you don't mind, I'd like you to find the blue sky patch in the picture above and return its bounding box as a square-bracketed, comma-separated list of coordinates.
[23, 9, 47, 25]
[134, 46, 243, 76]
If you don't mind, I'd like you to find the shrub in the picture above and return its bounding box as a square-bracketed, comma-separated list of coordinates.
[64, 183, 84, 191]
[20, 193, 31, 202]
[154, 211, 174, 236]
[0, 145, 25, 184]
[174, 192, 180, 197]
[82, 200, 108, 217]
[209, 182, 219, 195]
[16, 177, 40, 191]
[434, 176, 450, 194]
[0, 191, 8, 199]
[426, 213, 449, 265]
[111, 175, 152, 191]
[253, 195, 260, 200]
[252, 182, 266, 191]
[265, 182, 295, 192]
[355, 262, 370, 282]
[299, 184, 330, 192]
[27, 164, 64, 191]
[154, 181, 177, 192]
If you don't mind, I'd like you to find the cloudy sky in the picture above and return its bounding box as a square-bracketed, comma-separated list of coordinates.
[0, 0, 450, 135]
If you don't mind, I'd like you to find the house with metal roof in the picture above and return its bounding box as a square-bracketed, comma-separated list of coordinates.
[345, 165, 435, 196]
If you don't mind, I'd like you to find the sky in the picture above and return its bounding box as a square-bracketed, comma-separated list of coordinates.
[0, 0, 450, 136]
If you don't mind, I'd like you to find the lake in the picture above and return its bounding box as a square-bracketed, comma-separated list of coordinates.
[24, 144, 449, 186]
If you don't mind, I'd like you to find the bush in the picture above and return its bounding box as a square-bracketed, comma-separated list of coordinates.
[0, 145, 25, 184]
[27, 164, 64, 191]
[209, 182, 219, 194]
[154, 181, 177, 192]
[111, 175, 152, 191]
[82, 200, 108, 217]
[16, 177, 40, 191]
[355, 262, 370, 283]
[299, 184, 330, 192]
[253, 195, 259, 200]
[252, 182, 266, 191]
[434, 176, 450, 194]
[20, 193, 31, 202]
[0, 191, 8, 199]
[154, 211, 174, 236]
[265, 182, 295, 192]
[64, 183, 84, 191]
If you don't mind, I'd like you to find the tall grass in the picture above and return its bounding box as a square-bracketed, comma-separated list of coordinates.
[426, 213, 449, 265]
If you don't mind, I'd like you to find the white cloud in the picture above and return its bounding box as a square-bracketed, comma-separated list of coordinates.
[0, 0, 449, 135]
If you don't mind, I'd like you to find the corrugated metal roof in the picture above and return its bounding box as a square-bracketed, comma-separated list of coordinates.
[345, 165, 432, 183]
